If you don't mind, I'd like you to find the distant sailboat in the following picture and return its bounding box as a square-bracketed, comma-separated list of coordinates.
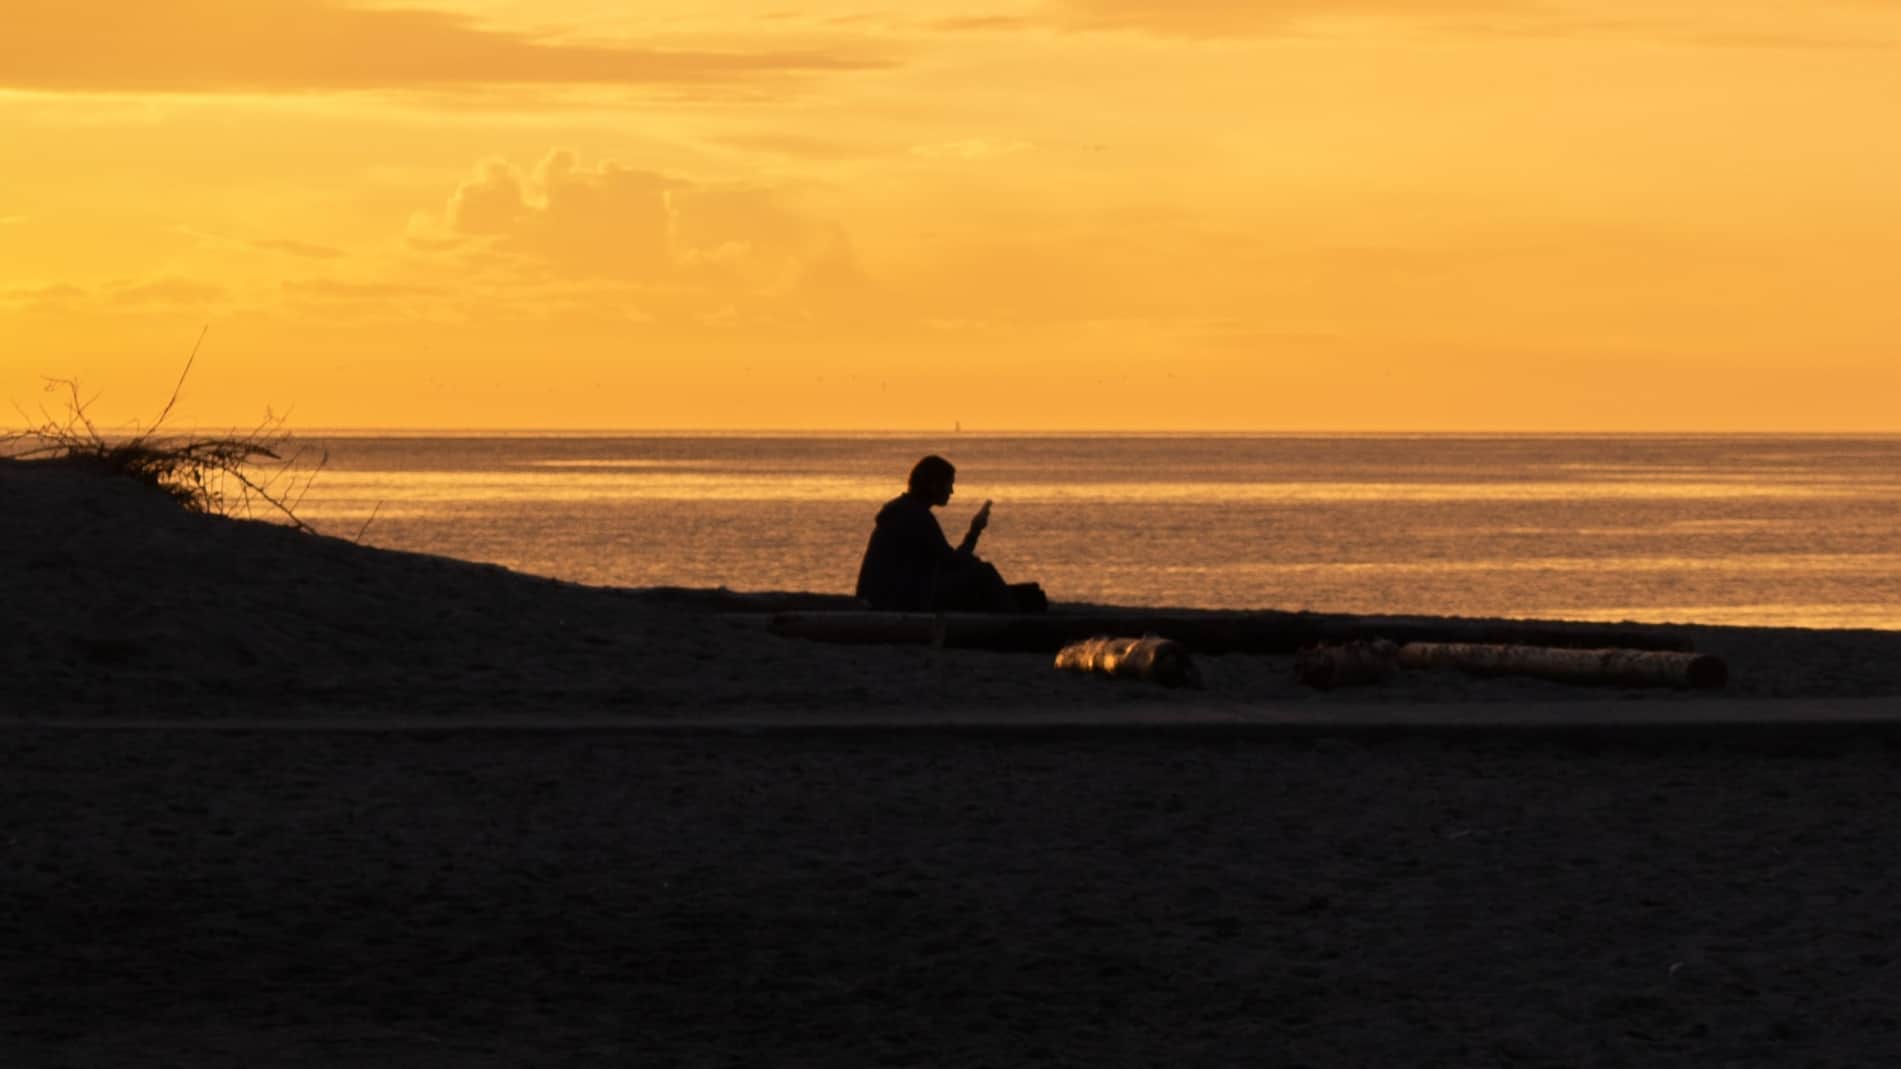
[954, 420, 962, 433]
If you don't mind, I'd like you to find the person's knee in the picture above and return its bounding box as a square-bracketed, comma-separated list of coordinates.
[932, 559, 1009, 611]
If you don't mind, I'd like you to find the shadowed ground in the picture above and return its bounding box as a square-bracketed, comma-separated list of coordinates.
[8, 730, 1901, 1066]
[9, 455, 1901, 1065]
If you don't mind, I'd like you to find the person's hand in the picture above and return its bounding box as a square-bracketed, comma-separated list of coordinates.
[969, 499, 992, 534]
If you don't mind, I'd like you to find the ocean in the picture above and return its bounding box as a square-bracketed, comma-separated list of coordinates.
[284, 434, 1901, 630]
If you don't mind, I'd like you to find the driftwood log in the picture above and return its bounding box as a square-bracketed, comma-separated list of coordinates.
[764, 612, 945, 645]
[1053, 635, 1203, 689]
[1397, 643, 1727, 690]
[766, 610, 1694, 655]
[1293, 640, 1400, 689]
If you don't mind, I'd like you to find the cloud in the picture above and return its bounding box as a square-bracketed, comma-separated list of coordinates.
[419, 152, 860, 315]
[105, 278, 225, 307]
[5, 278, 225, 314]
[253, 238, 345, 260]
[1, 276, 235, 313]
[1053, 0, 1528, 36]
[670, 187, 859, 296]
[274, 278, 463, 323]
[444, 153, 679, 280]
[1403, 0, 1901, 50]
[282, 279, 445, 299]
[927, 15, 1041, 32]
[0, 283, 87, 312]
[1444, 15, 1901, 50]
[0, 0, 887, 93]
[1011, 0, 1901, 47]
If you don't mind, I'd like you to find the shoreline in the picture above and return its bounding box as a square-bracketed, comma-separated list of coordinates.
[7, 456, 1900, 721]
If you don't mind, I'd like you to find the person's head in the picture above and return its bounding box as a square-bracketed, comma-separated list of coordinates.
[907, 454, 956, 506]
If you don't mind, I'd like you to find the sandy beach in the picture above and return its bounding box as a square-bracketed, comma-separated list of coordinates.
[8, 457, 1901, 1065]
[6, 457, 1899, 722]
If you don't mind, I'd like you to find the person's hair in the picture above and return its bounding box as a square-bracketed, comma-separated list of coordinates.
[907, 454, 955, 494]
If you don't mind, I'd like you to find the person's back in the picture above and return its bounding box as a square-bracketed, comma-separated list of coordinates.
[854, 490, 953, 611]
[855, 454, 1041, 612]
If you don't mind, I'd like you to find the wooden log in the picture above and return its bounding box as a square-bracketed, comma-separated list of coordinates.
[1289, 615, 1693, 654]
[1397, 643, 1727, 690]
[1294, 640, 1400, 689]
[767, 610, 1694, 655]
[633, 587, 865, 613]
[1054, 635, 1203, 688]
[767, 612, 942, 645]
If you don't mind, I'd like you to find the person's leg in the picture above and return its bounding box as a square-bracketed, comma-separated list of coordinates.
[931, 558, 1013, 611]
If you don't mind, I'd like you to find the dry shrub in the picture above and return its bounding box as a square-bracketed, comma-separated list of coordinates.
[2, 329, 327, 531]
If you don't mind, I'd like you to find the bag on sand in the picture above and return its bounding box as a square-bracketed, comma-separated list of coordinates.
[1007, 581, 1048, 613]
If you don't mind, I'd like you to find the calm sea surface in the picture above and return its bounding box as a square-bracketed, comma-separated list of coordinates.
[286, 434, 1901, 630]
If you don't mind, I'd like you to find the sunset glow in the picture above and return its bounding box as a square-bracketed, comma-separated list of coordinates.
[5, 0, 1900, 431]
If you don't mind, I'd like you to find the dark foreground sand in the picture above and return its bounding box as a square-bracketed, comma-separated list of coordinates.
[8, 457, 1901, 1065]
[10, 729, 1901, 1066]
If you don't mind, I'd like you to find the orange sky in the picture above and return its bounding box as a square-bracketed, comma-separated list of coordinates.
[4, 0, 1899, 430]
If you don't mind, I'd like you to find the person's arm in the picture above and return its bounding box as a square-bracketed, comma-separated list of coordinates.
[955, 499, 992, 555]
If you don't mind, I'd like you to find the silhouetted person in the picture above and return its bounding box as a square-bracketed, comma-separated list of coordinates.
[855, 455, 1044, 612]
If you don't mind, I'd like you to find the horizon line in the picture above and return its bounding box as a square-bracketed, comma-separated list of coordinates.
[13, 424, 1901, 438]
[239, 426, 1901, 438]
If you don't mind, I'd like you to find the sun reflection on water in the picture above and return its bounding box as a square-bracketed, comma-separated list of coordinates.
[281, 435, 1901, 630]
